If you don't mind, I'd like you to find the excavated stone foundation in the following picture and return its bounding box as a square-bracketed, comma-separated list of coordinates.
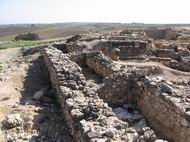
[43, 47, 130, 142]
[43, 32, 190, 142]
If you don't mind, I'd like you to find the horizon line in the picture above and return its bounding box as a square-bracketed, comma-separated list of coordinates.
[1, 22, 190, 26]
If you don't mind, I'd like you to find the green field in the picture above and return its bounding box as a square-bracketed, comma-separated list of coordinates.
[0, 40, 49, 49]
[0, 34, 17, 41]
[0, 26, 57, 41]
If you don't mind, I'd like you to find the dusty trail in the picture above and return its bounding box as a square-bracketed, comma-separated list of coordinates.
[0, 48, 72, 142]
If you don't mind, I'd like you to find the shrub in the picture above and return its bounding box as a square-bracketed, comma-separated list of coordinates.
[15, 32, 40, 41]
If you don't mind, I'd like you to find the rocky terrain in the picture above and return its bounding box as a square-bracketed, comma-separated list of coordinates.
[0, 28, 190, 142]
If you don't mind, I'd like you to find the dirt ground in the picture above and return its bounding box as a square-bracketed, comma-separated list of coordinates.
[0, 48, 73, 142]
[115, 60, 190, 83]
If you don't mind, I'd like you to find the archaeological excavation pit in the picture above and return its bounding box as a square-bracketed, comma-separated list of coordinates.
[42, 33, 190, 142]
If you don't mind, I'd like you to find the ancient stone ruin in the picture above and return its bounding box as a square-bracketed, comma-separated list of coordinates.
[43, 30, 190, 142]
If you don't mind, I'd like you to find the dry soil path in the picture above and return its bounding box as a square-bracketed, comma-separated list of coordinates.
[0, 48, 72, 142]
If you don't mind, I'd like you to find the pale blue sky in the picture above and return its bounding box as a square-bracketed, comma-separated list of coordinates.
[0, 0, 190, 24]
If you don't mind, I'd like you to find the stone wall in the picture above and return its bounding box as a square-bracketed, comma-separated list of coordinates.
[155, 49, 177, 58]
[43, 47, 167, 142]
[83, 51, 190, 142]
[51, 41, 88, 54]
[138, 77, 190, 142]
[97, 69, 190, 142]
[145, 28, 178, 40]
[85, 51, 119, 77]
[93, 40, 154, 60]
[52, 42, 68, 53]
[43, 45, 190, 142]
[98, 71, 144, 106]
[66, 41, 88, 53]
[43, 47, 130, 142]
[164, 60, 190, 72]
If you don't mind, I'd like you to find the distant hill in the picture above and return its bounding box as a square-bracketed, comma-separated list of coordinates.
[0, 23, 190, 41]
